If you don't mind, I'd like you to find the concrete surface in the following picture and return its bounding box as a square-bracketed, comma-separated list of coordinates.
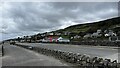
[2, 43, 69, 66]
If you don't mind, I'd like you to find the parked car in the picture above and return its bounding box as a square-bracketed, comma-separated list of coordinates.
[57, 39, 70, 43]
[10, 41, 16, 45]
[27, 46, 33, 50]
[41, 39, 50, 42]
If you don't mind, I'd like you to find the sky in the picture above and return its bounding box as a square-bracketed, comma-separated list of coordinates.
[0, 2, 119, 41]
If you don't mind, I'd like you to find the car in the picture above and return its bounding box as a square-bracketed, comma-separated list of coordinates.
[10, 41, 16, 45]
[28, 46, 33, 50]
[41, 39, 50, 42]
[57, 39, 70, 43]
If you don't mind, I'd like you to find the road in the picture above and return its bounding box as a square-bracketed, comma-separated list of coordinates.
[2, 43, 69, 66]
[17, 43, 119, 63]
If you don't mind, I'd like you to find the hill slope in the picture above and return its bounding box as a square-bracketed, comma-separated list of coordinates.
[55, 17, 120, 35]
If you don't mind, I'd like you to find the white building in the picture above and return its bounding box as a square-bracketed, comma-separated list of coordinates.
[92, 33, 102, 38]
[109, 36, 120, 41]
[92, 29, 102, 38]
[105, 30, 116, 37]
[83, 34, 92, 39]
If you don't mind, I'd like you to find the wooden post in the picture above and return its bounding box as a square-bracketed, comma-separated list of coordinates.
[2, 45, 4, 56]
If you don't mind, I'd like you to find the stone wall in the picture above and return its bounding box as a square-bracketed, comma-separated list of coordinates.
[15, 44, 119, 68]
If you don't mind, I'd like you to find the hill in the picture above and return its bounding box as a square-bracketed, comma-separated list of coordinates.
[54, 17, 120, 36]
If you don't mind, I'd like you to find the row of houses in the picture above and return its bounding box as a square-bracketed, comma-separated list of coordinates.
[84, 29, 118, 38]
[17, 31, 70, 43]
[83, 29, 120, 41]
[14, 29, 120, 43]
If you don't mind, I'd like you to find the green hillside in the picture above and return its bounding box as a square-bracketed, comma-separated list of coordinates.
[55, 17, 120, 35]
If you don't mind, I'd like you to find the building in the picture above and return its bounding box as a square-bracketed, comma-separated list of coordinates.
[92, 33, 102, 38]
[92, 29, 102, 38]
[109, 36, 120, 41]
[83, 34, 92, 39]
[105, 30, 116, 37]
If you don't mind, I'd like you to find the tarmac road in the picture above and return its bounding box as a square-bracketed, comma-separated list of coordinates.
[2, 43, 69, 66]
[17, 43, 119, 63]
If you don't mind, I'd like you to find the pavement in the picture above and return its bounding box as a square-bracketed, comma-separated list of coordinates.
[17, 43, 119, 63]
[2, 43, 69, 66]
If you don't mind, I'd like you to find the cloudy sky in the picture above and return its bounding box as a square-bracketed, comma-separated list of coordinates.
[0, 2, 118, 41]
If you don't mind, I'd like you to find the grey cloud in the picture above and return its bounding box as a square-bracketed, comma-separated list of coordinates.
[1, 2, 118, 41]
[50, 2, 118, 22]
[8, 2, 64, 32]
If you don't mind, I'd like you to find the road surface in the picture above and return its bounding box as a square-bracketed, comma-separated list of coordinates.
[17, 43, 119, 62]
[2, 43, 69, 66]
